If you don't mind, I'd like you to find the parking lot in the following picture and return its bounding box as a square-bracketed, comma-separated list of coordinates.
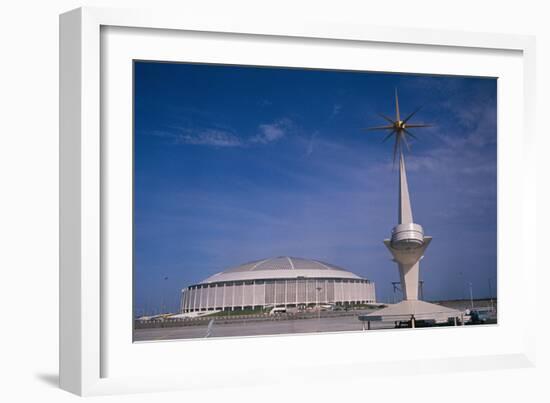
[134, 299, 497, 342]
[136, 311, 420, 341]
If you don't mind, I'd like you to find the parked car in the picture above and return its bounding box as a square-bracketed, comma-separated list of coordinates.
[469, 309, 491, 324]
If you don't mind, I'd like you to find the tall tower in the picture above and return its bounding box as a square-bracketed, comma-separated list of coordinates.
[384, 153, 431, 301]
[361, 89, 461, 325]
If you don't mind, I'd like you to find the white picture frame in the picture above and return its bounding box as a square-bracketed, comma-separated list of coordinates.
[60, 6, 537, 396]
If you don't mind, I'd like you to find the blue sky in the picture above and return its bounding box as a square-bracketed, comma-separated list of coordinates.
[134, 61, 497, 315]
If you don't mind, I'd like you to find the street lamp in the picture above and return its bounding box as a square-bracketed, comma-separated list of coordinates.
[161, 276, 168, 314]
[469, 282, 474, 310]
[316, 286, 322, 329]
[488, 278, 495, 312]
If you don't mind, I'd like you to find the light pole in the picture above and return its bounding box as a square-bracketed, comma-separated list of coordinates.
[316, 287, 322, 330]
[458, 271, 466, 300]
[469, 282, 474, 310]
[161, 276, 169, 314]
[391, 281, 400, 303]
[488, 278, 494, 312]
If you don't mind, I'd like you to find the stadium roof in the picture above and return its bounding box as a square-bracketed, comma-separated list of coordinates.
[200, 256, 363, 284]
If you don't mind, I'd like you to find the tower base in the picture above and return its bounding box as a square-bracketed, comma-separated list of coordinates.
[361, 300, 462, 323]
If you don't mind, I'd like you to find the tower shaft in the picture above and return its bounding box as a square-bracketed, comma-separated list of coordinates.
[398, 153, 413, 225]
[385, 151, 430, 301]
[398, 262, 420, 301]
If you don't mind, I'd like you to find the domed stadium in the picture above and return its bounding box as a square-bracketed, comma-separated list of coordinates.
[180, 256, 376, 312]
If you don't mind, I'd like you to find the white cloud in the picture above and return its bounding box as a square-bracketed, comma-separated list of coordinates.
[306, 131, 319, 156]
[250, 118, 291, 144]
[151, 118, 293, 148]
[176, 129, 244, 147]
[259, 99, 273, 107]
[331, 104, 342, 117]
[153, 128, 244, 147]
